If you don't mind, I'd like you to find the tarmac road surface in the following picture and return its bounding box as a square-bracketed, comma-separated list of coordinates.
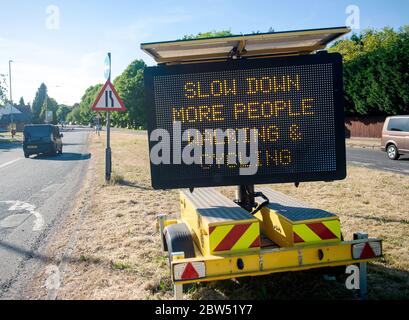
[0, 127, 91, 299]
[347, 147, 409, 175]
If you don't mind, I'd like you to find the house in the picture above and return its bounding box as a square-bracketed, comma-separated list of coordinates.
[0, 104, 31, 132]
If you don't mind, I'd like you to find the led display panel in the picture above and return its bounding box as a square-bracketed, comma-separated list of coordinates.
[144, 53, 346, 189]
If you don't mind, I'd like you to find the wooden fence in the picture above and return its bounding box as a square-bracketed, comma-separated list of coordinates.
[345, 116, 386, 138]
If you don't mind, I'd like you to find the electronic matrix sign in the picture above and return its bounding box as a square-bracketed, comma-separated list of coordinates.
[144, 53, 346, 189]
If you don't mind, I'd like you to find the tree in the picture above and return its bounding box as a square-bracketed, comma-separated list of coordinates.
[39, 97, 58, 124]
[78, 84, 103, 125]
[15, 96, 32, 122]
[66, 105, 82, 124]
[31, 83, 48, 123]
[112, 59, 146, 128]
[330, 26, 409, 116]
[18, 97, 25, 108]
[65, 84, 103, 125]
[182, 29, 233, 40]
[0, 74, 7, 105]
[56, 105, 71, 123]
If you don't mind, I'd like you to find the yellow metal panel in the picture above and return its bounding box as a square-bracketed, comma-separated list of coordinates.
[172, 239, 382, 285]
[256, 208, 293, 247]
[255, 189, 341, 247]
[208, 222, 260, 253]
[180, 189, 260, 255]
[323, 220, 342, 239]
[180, 192, 208, 255]
[293, 224, 322, 242]
[231, 223, 259, 251]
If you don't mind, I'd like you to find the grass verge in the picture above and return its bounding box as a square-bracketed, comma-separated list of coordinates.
[346, 138, 381, 149]
[0, 132, 23, 144]
[31, 130, 409, 300]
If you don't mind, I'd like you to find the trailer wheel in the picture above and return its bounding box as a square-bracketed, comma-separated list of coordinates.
[164, 223, 196, 263]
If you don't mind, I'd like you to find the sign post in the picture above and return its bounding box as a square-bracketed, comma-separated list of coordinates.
[92, 53, 126, 182]
[106, 53, 112, 182]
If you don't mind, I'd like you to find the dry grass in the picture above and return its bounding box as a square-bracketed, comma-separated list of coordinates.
[31, 130, 409, 300]
[42, 132, 179, 300]
[0, 131, 23, 144]
[346, 138, 381, 149]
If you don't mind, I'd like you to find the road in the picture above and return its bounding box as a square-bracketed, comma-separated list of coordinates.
[0, 127, 91, 299]
[347, 147, 409, 175]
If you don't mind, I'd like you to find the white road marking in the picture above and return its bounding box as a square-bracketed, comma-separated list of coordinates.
[40, 183, 64, 193]
[44, 265, 61, 291]
[0, 158, 22, 169]
[0, 214, 31, 228]
[0, 200, 45, 231]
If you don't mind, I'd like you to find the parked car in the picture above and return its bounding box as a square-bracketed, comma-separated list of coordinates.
[23, 124, 63, 158]
[381, 115, 409, 160]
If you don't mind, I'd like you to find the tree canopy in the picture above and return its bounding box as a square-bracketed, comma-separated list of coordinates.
[329, 26, 409, 115]
[39, 96, 58, 124]
[66, 27, 409, 127]
[31, 83, 47, 123]
[56, 105, 71, 123]
[111, 59, 146, 128]
[182, 30, 233, 40]
[30, 83, 73, 124]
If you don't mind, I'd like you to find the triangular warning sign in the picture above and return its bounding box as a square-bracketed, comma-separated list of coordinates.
[181, 262, 199, 280]
[360, 243, 376, 259]
[92, 80, 126, 112]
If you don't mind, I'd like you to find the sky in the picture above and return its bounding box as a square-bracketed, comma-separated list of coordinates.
[0, 0, 408, 106]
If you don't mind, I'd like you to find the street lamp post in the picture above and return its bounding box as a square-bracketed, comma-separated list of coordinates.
[8, 60, 14, 138]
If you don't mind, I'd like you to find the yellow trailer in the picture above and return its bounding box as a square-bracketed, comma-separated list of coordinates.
[157, 188, 382, 299]
[142, 27, 383, 300]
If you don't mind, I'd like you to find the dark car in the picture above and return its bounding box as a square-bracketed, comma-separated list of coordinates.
[23, 124, 63, 158]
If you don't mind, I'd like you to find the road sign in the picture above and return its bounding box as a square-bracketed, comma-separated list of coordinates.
[45, 110, 53, 123]
[92, 80, 126, 112]
[144, 53, 346, 190]
[104, 54, 111, 80]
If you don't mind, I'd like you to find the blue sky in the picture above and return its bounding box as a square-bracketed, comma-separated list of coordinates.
[0, 0, 408, 105]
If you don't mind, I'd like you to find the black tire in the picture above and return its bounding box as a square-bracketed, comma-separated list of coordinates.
[24, 152, 30, 159]
[164, 223, 196, 263]
[164, 223, 196, 292]
[50, 145, 57, 156]
[387, 144, 400, 160]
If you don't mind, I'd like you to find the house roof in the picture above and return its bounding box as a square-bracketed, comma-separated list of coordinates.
[0, 104, 22, 116]
[0, 104, 31, 124]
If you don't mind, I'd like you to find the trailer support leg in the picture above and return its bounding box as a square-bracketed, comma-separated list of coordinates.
[174, 283, 183, 300]
[171, 252, 185, 300]
[157, 214, 167, 251]
[354, 232, 368, 300]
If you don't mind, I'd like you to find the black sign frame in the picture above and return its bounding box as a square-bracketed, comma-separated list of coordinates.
[144, 52, 346, 190]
